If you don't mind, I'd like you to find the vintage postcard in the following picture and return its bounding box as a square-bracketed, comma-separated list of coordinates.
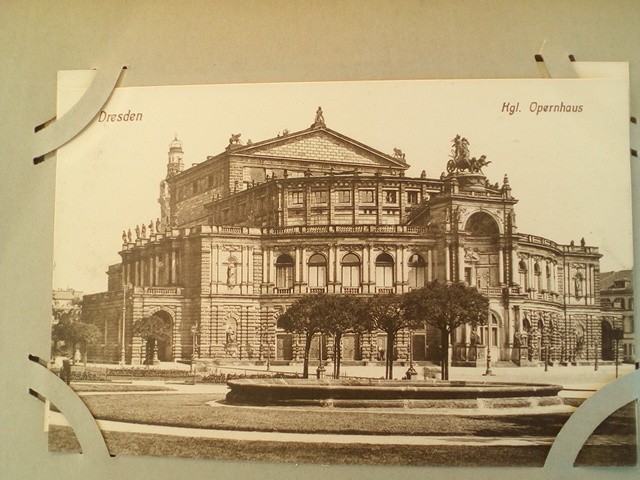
[49, 73, 635, 467]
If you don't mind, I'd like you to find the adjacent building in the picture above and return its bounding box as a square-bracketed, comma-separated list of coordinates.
[82, 109, 621, 367]
[600, 270, 634, 362]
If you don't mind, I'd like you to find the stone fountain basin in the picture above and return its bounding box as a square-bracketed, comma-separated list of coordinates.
[225, 378, 565, 409]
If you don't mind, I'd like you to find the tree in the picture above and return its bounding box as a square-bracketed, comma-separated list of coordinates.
[321, 295, 367, 379]
[365, 293, 420, 379]
[133, 315, 172, 366]
[52, 308, 101, 368]
[51, 297, 82, 358]
[278, 294, 326, 378]
[403, 281, 489, 380]
[74, 322, 102, 368]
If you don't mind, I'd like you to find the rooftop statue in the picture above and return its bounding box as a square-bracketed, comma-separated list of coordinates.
[312, 106, 325, 127]
[393, 147, 406, 160]
[446, 136, 491, 174]
[229, 133, 242, 145]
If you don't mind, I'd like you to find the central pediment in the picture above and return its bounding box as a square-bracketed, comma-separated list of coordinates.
[232, 127, 408, 170]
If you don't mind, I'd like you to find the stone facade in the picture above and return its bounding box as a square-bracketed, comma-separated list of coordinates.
[82, 113, 617, 367]
[600, 270, 634, 362]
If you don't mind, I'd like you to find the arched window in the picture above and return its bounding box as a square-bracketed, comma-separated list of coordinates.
[408, 254, 426, 289]
[465, 212, 500, 237]
[480, 313, 500, 348]
[518, 260, 528, 290]
[275, 254, 294, 291]
[341, 253, 361, 291]
[308, 253, 327, 290]
[546, 263, 552, 291]
[375, 253, 394, 290]
[534, 262, 542, 291]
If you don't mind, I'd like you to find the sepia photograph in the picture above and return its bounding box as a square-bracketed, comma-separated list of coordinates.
[48, 73, 635, 467]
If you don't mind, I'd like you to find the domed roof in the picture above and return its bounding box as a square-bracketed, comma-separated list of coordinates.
[169, 134, 182, 149]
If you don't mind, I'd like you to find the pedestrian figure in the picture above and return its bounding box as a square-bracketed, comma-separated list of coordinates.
[60, 358, 71, 385]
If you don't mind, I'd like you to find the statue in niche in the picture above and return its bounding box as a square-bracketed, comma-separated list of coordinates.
[574, 273, 583, 298]
[226, 262, 237, 287]
[226, 324, 236, 344]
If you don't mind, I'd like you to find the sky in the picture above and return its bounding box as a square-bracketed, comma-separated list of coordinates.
[54, 73, 633, 294]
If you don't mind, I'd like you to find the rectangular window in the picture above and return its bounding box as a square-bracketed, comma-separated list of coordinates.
[383, 190, 398, 204]
[290, 191, 304, 205]
[312, 190, 328, 204]
[337, 190, 351, 203]
[342, 265, 361, 288]
[407, 191, 419, 204]
[359, 189, 375, 204]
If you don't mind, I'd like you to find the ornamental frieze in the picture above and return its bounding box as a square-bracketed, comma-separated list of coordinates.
[339, 244, 365, 252]
[372, 244, 395, 253]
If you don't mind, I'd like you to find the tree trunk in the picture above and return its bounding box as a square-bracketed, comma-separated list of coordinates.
[336, 335, 342, 378]
[440, 329, 449, 380]
[302, 334, 313, 379]
[83, 345, 88, 371]
[386, 332, 395, 379]
[333, 334, 341, 378]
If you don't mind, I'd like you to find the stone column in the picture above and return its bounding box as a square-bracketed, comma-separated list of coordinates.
[458, 245, 465, 283]
[262, 246, 268, 285]
[498, 248, 505, 284]
[171, 249, 177, 285]
[367, 245, 374, 293]
[269, 248, 276, 290]
[445, 244, 451, 282]
[301, 246, 307, 286]
[155, 254, 160, 286]
[400, 246, 406, 292]
[427, 249, 433, 281]
[248, 246, 254, 294]
[511, 249, 518, 285]
[327, 245, 334, 293]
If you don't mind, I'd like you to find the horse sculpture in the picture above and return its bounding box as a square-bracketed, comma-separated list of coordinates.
[446, 136, 490, 174]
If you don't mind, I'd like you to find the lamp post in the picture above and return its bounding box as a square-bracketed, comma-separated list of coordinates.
[405, 329, 417, 380]
[120, 283, 132, 365]
[190, 325, 198, 373]
[316, 333, 326, 379]
[613, 327, 623, 378]
[482, 272, 493, 376]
